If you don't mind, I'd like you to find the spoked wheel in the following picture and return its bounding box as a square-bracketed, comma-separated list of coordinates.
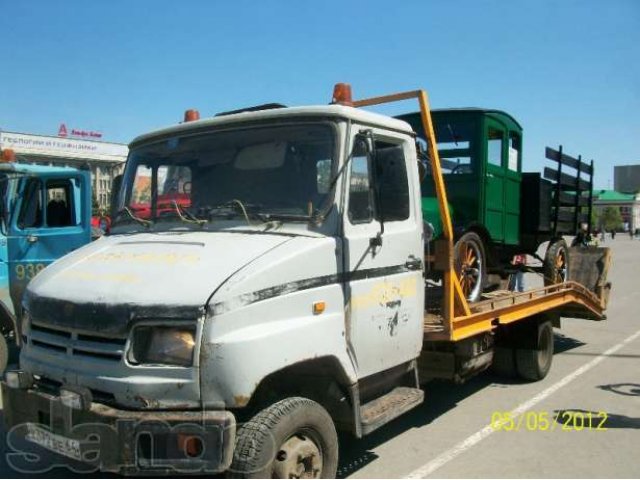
[543, 239, 569, 286]
[454, 232, 486, 302]
[230, 397, 338, 478]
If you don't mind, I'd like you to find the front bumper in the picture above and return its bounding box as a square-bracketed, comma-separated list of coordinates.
[2, 382, 236, 475]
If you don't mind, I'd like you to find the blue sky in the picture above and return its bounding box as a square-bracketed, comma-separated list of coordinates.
[1, 0, 638, 188]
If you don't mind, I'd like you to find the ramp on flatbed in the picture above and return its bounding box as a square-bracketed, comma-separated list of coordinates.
[424, 280, 608, 342]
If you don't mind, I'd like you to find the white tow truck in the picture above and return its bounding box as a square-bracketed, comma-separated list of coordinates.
[2, 84, 609, 478]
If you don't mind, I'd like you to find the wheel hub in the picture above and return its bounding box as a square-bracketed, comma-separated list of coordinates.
[555, 249, 567, 282]
[459, 243, 482, 299]
[273, 433, 322, 479]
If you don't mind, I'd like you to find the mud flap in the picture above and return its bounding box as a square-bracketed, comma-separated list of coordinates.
[561, 246, 611, 320]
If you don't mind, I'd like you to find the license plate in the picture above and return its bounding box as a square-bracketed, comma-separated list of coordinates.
[26, 423, 81, 460]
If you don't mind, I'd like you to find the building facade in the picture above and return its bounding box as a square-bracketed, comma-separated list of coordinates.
[0, 131, 128, 209]
[614, 164, 640, 194]
[592, 189, 640, 232]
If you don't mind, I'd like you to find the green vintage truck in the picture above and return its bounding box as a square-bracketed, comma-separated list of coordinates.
[398, 109, 593, 301]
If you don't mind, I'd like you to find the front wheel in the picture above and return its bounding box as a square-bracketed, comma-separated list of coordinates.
[230, 397, 338, 479]
[543, 239, 569, 285]
[454, 232, 486, 302]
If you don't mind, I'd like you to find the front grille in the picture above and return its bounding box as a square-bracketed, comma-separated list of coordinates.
[33, 375, 117, 406]
[27, 322, 126, 362]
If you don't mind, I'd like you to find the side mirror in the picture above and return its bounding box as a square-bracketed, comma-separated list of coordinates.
[110, 174, 123, 219]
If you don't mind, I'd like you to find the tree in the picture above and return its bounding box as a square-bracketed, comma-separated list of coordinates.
[590, 208, 599, 230]
[600, 206, 623, 231]
[92, 191, 100, 216]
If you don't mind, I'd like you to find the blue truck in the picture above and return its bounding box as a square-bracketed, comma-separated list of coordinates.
[0, 162, 92, 373]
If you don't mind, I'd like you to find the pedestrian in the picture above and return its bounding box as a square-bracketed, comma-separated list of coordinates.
[611, 229, 616, 240]
[572, 222, 591, 247]
[508, 254, 526, 293]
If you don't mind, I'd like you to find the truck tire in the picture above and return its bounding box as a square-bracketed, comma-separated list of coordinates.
[454, 232, 486, 302]
[492, 346, 516, 377]
[515, 321, 554, 381]
[0, 335, 8, 376]
[543, 239, 569, 286]
[230, 397, 338, 479]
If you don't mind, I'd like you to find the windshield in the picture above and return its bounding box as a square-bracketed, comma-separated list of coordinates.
[0, 174, 7, 235]
[419, 119, 474, 175]
[0, 173, 21, 236]
[117, 123, 336, 228]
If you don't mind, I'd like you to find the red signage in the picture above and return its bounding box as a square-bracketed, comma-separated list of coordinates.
[58, 123, 68, 137]
[70, 129, 102, 139]
[58, 123, 102, 139]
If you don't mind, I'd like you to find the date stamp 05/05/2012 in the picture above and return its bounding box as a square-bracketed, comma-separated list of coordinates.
[490, 411, 608, 432]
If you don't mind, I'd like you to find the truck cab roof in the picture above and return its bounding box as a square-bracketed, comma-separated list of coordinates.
[130, 105, 416, 147]
[0, 163, 83, 175]
[432, 108, 523, 131]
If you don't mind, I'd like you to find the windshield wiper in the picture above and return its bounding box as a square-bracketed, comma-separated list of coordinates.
[202, 200, 268, 225]
[199, 201, 315, 226]
[169, 200, 208, 226]
[113, 207, 153, 227]
[258, 212, 312, 222]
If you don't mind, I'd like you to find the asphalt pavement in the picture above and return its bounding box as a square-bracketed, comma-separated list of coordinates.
[0, 237, 638, 478]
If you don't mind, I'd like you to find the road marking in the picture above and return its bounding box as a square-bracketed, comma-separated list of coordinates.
[405, 328, 640, 479]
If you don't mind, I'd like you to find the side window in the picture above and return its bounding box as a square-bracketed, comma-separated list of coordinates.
[348, 141, 374, 224]
[487, 128, 504, 167]
[508, 132, 521, 172]
[46, 179, 77, 227]
[375, 140, 410, 222]
[18, 178, 43, 229]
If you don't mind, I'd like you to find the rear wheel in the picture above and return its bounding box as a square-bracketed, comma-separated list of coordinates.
[543, 239, 569, 285]
[492, 346, 516, 377]
[454, 232, 486, 302]
[515, 321, 554, 381]
[230, 397, 338, 479]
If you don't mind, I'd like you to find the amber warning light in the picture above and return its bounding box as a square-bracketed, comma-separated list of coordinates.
[331, 83, 353, 106]
[184, 109, 200, 122]
[1, 149, 16, 163]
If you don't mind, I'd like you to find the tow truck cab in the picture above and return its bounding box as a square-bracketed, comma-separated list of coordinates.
[3, 104, 425, 475]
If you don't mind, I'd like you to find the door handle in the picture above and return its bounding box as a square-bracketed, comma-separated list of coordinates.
[405, 255, 423, 271]
[27, 235, 38, 244]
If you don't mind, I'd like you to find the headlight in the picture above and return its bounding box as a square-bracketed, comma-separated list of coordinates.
[129, 326, 196, 367]
[5, 370, 33, 389]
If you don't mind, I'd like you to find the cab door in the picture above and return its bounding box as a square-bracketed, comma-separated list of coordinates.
[504, 131, 522, 245]
[484, 119, 507, 242]
[343, 128, 424, 379]
[7, 173, 91, 310]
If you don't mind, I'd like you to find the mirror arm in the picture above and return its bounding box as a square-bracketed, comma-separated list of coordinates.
[364, 130, 384, 238]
